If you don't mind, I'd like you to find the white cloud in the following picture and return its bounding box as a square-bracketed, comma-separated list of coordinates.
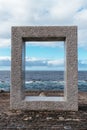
[78, 59, 87, 70]
[0, 56, 11, 66]
[0, 0, 87, 48]
[74, 9, 87, 29]
[0, 56, 64, 67]
[50, 0, 83, 23]
[26, 41, 64, 47]
[79, 59, 87, 65]
[0, 56, 11, 60]
[48, 59, 64, 66]
[0, 56, 87, 70]
[0, 39, 10, 47]
[26, 57, 40, 62]
[78, 30, 87, 47]
[26, 57, 64, 67]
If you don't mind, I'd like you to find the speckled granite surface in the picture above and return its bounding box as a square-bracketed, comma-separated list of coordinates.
[11, 26, 78, 111]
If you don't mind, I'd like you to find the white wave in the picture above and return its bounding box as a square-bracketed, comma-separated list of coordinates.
[25, 81, 34, 84]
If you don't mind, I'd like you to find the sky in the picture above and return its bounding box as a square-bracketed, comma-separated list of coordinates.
[0, 0, 87, 70]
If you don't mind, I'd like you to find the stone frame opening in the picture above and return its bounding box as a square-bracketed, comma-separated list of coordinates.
[25, 41, 65, 94]
[11, 26, 78, 111]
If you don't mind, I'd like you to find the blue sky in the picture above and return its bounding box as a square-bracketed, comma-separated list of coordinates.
[0, 0, 87, 70]
[26, 42, 64, 70]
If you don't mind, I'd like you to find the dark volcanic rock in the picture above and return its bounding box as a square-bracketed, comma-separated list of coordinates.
[0, 92, 87, 129]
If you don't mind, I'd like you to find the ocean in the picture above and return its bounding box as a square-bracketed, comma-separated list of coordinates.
[0, 71, 87, 92]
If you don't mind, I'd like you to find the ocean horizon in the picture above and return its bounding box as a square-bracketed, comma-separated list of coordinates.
[0, 70, 87, 92]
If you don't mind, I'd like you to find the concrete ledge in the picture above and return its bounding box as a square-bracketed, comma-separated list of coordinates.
[25, 96, 65, 101]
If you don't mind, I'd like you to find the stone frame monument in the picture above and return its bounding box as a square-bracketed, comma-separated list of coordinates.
[10, 26, 78, 111]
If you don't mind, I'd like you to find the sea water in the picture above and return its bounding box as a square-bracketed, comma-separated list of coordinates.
[0, 71, 87, 92]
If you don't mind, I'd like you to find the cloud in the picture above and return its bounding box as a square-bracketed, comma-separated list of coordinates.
[0, 56, 87, 70]
[0, 0, 87, 48]
[0, 56, 64, 67]
[26, 41, 64, 47]
[78, 59, 87, 69]
[0, 39, 10, 47]
[79, 59, 87, 65]
[48, 59, 64, 66]
[26, 57, 64, 67]
[0, 56, 11, 66]
[0, 56, 11, 60]
[74, 9, 87, 29]
[50, 0, 83, 23]
[78, 30, 87, 47]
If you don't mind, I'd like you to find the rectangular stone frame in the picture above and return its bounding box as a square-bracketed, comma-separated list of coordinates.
[10, 26, 78, 111]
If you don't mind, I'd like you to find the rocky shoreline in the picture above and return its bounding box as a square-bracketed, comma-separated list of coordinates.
[0, 91, 87, 130]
